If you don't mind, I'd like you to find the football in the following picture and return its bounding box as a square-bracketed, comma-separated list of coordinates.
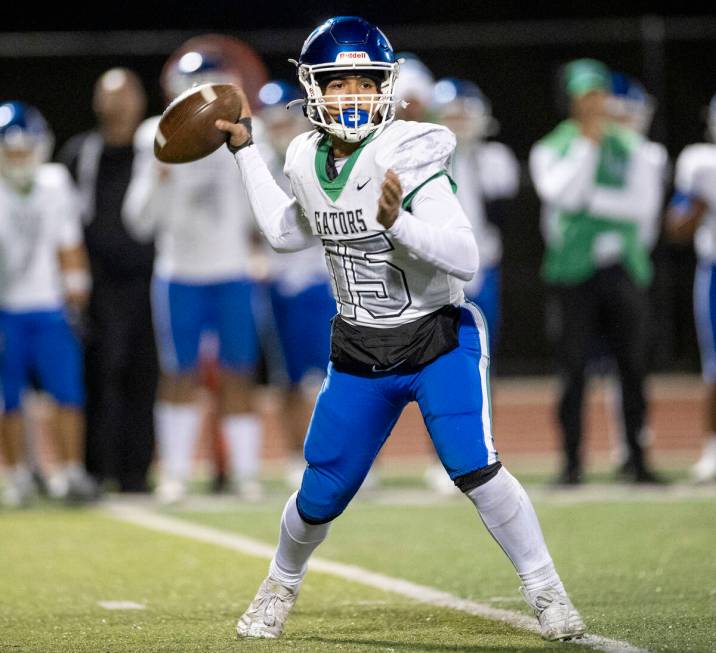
[154, 83, 242, 163]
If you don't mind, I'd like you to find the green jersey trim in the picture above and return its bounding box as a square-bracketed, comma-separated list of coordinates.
[401, 171, 458, 211]
[314, 134, 375, 202]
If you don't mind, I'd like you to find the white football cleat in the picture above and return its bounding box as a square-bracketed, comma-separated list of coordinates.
[520, 586, 586, 641]
[155, 478, 186, 505]
[423, 462, 459, 496]
[236, 577, 299, 639]
[691, 437, 716, 484]
[235, 478, 264, 503]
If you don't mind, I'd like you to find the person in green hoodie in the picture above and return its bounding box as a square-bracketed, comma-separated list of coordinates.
[529, 58, 665, 485]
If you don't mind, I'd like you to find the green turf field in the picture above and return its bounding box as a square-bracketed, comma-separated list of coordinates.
[1, 485, 714, 653]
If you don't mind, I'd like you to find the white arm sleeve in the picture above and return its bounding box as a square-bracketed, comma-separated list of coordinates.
[529, 137, 599, 211]
[388, 175, 479, 281]
[234, 145, 315, 253]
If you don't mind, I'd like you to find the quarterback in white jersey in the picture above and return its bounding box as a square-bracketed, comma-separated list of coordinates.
[122, 35, 271, 503]
[217, 16, 585, 643]
[0, 101, 95, 506]
[667, 113, 716, 483]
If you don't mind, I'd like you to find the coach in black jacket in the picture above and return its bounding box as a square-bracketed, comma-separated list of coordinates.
[58, 68, 158, 492]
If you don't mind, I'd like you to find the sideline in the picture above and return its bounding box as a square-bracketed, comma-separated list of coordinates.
[105, 502, 649, 653]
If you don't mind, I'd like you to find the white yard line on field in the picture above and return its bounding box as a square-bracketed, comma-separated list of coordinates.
[105, 503, 649, 653]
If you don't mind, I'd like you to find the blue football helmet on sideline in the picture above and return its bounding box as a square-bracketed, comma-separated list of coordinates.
[160, 34, 269, 106]
[608, 72, 655, 134]
[294, 16, 399, 143]
[0, 101, 53, 192]
[258, 80, 309, 154]
[432, 78, 498, 143]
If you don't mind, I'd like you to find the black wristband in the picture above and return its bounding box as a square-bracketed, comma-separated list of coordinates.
[226, 116, 254, 154]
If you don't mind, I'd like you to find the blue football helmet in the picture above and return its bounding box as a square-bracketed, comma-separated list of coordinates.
[0, 101, 53, 191]
[258, 80, 309, 153]
[295, 16, 399, 143]
[432, 77, 498, 143]
[160, 34, 268, 106]
[608, 72, 655, 134]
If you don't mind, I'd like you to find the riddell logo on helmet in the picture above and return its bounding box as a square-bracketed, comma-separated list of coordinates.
[336, 52, 370, 62]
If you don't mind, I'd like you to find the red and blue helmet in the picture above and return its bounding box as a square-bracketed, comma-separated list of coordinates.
[160, 34, 269, 106]
[295, 16, 399, 143]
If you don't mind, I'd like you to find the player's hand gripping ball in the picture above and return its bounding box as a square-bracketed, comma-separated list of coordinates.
[154, 83, 242, 163]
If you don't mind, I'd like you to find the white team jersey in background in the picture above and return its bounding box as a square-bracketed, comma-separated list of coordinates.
[451, 140, 519, 295]
[674, 143, 716, 262]
[266, 147, 329, 296]
[0, 164, 81, 311]
[284, 120, 465, 328]
[123, 116, 269, 282]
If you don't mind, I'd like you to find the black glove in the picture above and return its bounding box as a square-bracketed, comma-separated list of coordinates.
[226, 117, 254, 154]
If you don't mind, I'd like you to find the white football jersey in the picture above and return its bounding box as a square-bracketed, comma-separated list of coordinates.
[0, 164, 82, 310]
[123, 115, 266, 281]
[284, 120, 465, 327]
[451, 140, 519, 294]
[674, 143, 716, 262]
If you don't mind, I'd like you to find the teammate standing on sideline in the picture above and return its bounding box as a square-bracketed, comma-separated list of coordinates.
[217, 16, 586, 642]
[665, 94, 716, 483]
[58, 68, 158, 493]
[0, 102, 95, 505]
[433, 77, 520, 352]
[123, 35, 270, 503]
[529, 59, 665, 485]
[256, 80, 334, 487]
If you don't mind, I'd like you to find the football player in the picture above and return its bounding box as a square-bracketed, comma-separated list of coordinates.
[256, 80, 334, 488]
[217, 16, 586, 642]
[0, 102, 95, 505]
[122, 35, 271, 503]
[665, 93, 716, 483]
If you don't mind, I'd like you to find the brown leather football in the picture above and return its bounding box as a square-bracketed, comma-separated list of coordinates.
[154, 83, 241, 163]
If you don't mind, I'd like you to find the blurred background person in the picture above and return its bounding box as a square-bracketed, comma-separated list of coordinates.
[433, 77, 519, 352]
[0, 101, 95, 505]
[393, 52, 436, 122]
[600, 71, 667, 473]
[122, 35, 270, 503]
[58, 68, 157, 493]
[529, 59, 665, 485]
[425, 77, 519, 494]
[665, 93, 716, 484]
[255, 80, 334, 488]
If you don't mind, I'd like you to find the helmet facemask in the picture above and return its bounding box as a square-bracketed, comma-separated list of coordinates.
[0, 126, 53, 194]
[297, 61, 398, 143]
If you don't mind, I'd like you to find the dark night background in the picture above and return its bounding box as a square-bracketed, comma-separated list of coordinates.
[1, 2, 711, 374]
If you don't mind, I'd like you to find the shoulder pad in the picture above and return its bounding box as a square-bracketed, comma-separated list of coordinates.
[375, 120, 456, 199]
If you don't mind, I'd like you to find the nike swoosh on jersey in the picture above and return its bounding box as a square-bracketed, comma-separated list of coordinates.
[357, 178, 371, 191]
[371, 358, 407, 373]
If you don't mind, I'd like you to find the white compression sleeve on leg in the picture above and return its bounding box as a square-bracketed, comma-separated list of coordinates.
[155, 402, 201, 482]
[269, 492, 330, 589]
[222, 414, 261, 481]
[467, 467, 564, 593]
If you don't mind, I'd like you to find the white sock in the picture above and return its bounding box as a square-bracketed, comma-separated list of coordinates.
[467, 467, 565, 594]
[155, 402, 201, 482]
[11, 464, 32, 488]
[268, 492, 330, 588]
[223, 413, 261, 482]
